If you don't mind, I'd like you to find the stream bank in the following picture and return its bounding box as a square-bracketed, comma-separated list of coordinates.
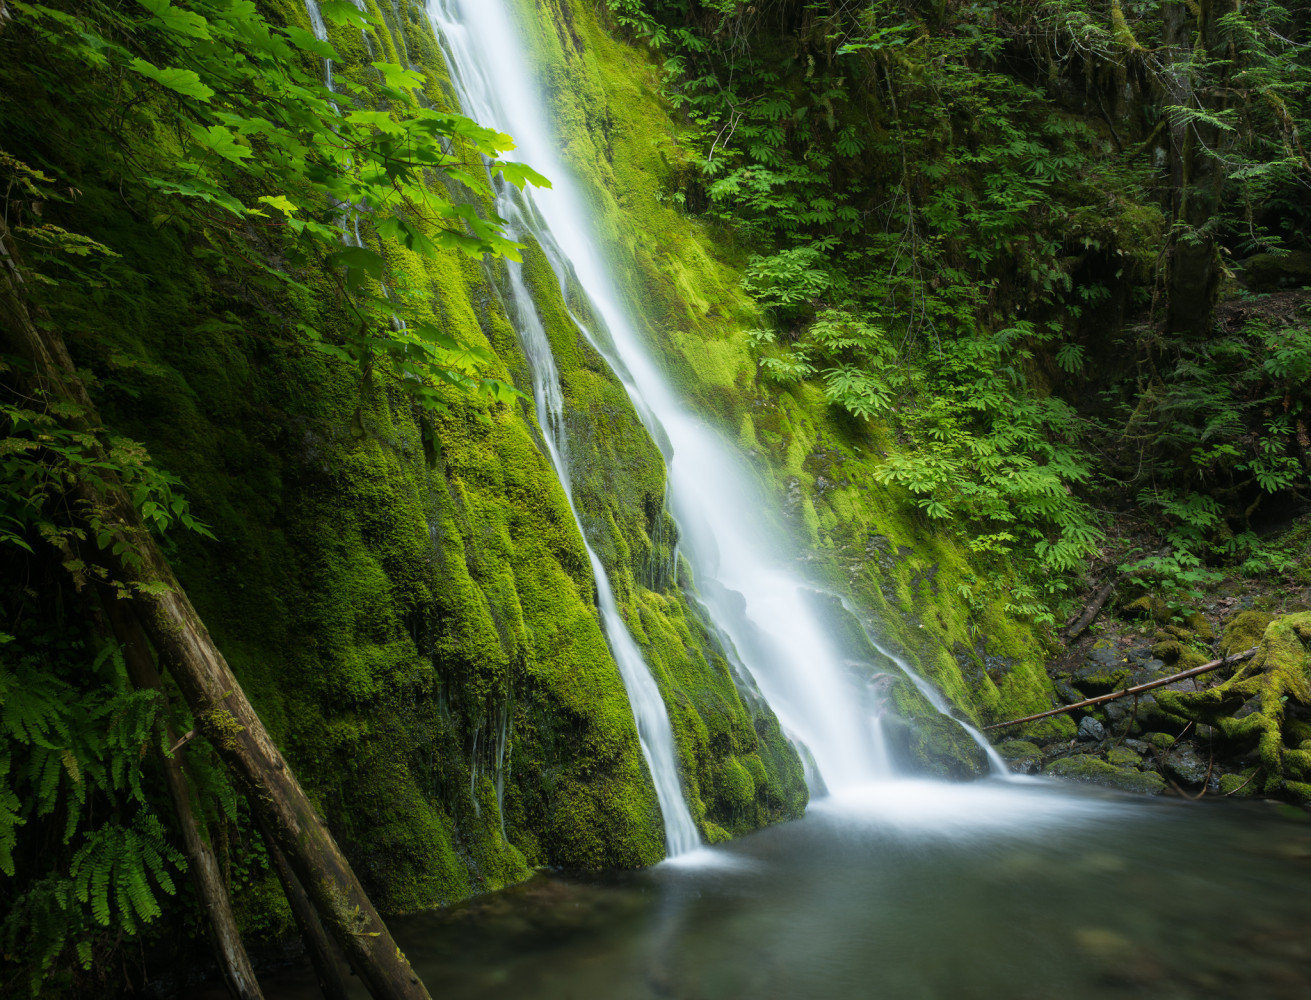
[993, 531, 1311, 803]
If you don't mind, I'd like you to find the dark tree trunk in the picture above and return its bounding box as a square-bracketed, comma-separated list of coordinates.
[1165, 0, 1239, 337]
[103, 598, 266, 1000]
[263, 829, 354, 1000]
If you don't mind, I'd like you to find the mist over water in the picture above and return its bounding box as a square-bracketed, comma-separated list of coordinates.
[250, 784, 1311, 1000]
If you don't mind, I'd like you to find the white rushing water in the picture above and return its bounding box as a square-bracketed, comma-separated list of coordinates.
[429, 0, 700, 857]
[427, 0, 893, 798]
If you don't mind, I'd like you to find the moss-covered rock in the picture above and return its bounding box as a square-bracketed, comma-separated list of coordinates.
[1219, 611, 1274, 657]
[996, 739, 1043, 774]
[1240, 251, 1311, 291]
[1071, 640, 1132, 693]
[1122, 594, 1171, 623]
[1106, 746, 1143, 768]
[1155, 612, 1311, 802]
[1044, 755, 1166, 794]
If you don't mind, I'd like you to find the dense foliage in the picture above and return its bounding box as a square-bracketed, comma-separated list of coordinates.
[2, 0, 1309, 991]
[604, 0, 1311, 618]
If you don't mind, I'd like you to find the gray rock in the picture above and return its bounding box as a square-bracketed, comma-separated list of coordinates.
[1078, 716, 1106, 742]
[1165, 744, 1210, 786]
[1054, 678, 1083, 704]
[1234, 696, 1262, 720]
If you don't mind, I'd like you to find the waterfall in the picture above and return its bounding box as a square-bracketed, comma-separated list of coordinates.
[430, 0, 700, 857]
[427, 0, 895, 800]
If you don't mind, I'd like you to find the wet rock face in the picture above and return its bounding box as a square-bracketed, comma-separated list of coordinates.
[1071, 642, 1131, 693]
[1165, 745, 1210, 786]
[996, 739, 1042, 775]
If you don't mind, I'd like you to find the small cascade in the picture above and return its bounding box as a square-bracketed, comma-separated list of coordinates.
[493, 701, 511, 843]
[430, 0, 700, 857]
[428, 0, 893, 797]
[301, 0, 367, 247]
[827, 591, 1010, 775]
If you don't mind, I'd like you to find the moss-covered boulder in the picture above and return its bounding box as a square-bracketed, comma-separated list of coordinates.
[1219, 611, 1274, 657]
[1071, 640, 1133, 694]
[1155, 612, 1311, 801]
[996, 739, 1043, 774]
[1044, 755, 1166, 795]
[1240, 251, 1311, 291]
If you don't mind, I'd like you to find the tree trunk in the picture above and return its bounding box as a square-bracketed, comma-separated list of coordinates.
[263, 828, 354, 1000]
[1, 228, 430, 1000]
[1165, 0, 1238, 337]
[102, 598, 266, 1000]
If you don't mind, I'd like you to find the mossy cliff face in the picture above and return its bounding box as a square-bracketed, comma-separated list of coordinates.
[507, 0, 1066, 760]
[22, 0, 818, 921]
[25, 0, 1068, 929]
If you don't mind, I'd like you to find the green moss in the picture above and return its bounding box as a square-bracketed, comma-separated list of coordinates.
[1185, 612, 1215, 643]
[1123, 594, 1171, 623]
[1156, 613, 1311, 801]
[1106, 746, 1143, 768]
[997, 739, 1041, 759]
[1217, 770, 1259, 796]
[1044, 756, 1166, 794]
[1219, 611, 1274, 657]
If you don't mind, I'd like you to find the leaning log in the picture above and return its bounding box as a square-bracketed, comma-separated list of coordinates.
[103, 599, 265, 1000]
[1059, 575, 1123, 644]
[983, 647, 1259, 731]
[1, 228, 430, 1000]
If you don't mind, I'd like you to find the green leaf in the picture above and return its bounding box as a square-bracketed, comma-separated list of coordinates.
[256, 194, 297, 215]
[136, 0, 212, 40]
[321, 0, 371, 27]
[127, 59, 215, 101]
[371, 61, 424, 91]
[494, 161, 552, 190]
[328, 246, 384, 281]
[189, 124, 253, 163]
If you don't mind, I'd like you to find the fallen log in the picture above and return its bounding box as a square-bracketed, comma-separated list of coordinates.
[1059, 575, 1123, 644]
[983, 647, 1259, 731]
[103, 598, 264, 1000]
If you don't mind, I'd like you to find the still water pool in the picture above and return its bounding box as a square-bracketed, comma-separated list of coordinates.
[262, 779, 1311, 999]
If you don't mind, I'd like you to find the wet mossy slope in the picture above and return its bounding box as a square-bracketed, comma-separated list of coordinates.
[32, 0, 1070, 926]
[513, 0, 1066, 744]
[36, 0, 821, 921]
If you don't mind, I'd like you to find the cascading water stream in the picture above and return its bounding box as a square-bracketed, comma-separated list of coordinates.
[430, 0, 700, 857]
[428, 0, 896, 796]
